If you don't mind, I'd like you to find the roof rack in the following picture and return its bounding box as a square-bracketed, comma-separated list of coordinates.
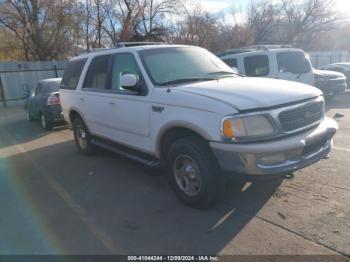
[218, 44, 293, 57]
[78, 42, 167, 55]
[116, 42, 166, 47]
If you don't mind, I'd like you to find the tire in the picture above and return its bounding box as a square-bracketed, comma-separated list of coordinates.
[73, 117, 95, 155]
[25, 108, 34, 121]
[167, 138, 225, 209]
[40, 113, 53, 131]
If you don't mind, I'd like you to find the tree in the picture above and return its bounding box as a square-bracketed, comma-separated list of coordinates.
[280, 0, 340, 48]
[247, 0, 282, 44]
[0, 0, 79, 60]
[246, 0, 341, 48]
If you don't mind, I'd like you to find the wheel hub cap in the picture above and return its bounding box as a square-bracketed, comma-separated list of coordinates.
[77, 127, 87, 148]
[173, 155, 202, 196]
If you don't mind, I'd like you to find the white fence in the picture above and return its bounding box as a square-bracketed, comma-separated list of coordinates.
[308, 51, 350, 68]
[0, 61, 67, 107]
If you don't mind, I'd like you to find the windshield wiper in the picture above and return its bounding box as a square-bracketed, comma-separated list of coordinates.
[208, 71, 245, 77]
[158, 77, 217, 86]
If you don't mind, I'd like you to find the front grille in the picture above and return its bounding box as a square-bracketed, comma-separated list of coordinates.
[278, 101, 324, 132]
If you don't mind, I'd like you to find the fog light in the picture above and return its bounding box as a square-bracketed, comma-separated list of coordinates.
[258, 154, 286, 166]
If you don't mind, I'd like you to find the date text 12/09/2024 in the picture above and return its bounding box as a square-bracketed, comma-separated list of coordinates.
[127, 256, 219, 261]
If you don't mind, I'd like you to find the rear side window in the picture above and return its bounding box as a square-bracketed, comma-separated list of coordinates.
[83, 55, 112, 90]
[277, 52, 311, 74]
[244, 55, 269, 77]
[222, 58, 237, 68]
[61, 59, 87, 90]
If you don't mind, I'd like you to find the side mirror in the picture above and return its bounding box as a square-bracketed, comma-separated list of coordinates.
[120, 74, 140, 92]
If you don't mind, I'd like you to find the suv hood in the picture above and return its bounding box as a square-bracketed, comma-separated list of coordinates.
[314, 69, 345, 79]
[174, 77, 321, 111]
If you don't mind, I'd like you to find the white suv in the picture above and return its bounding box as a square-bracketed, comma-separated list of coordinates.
[60, 44, 338, 209]
[219, 45, 314, 86]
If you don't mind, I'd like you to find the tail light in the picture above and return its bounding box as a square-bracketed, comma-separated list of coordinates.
[47, 93, 60, 105]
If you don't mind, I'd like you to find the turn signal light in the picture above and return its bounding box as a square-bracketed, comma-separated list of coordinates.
[222, 119, 234, 138]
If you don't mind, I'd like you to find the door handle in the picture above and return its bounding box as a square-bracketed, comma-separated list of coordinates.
[109, 102, 115, 106]
[80, 97, 85, 102]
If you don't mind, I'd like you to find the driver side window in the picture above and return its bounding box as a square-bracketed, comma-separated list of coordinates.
[111, 53, 141, 93]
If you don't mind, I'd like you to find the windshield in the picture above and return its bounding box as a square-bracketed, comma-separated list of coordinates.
[139, 47, 237, 86]
[277, 51, 312, 75]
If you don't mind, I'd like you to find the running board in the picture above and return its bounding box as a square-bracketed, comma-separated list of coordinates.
[91, 138, 161, 169]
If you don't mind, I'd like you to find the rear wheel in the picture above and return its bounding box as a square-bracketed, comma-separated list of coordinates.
[167, 138, 225, 209]
[73, 117, 94, 155]
[40, 113, 52, 131]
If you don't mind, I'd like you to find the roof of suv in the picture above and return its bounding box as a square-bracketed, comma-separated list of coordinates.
[218, 45, 303, 57]
[71, 44, 196, 61]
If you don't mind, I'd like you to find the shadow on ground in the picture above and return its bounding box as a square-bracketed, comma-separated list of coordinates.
[0, 138, 283, 254]
[0, 117, 67, 148]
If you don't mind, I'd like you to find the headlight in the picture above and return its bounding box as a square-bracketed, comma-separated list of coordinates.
[222, 114, 275, 141]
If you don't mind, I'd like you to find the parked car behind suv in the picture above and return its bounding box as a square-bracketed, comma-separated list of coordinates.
[218, 45, 314, 86]
[60, 44, 338, 209]
[319, 63, 350, 88]
[314, 69, 347, 98]
[25, 78, 65, 130]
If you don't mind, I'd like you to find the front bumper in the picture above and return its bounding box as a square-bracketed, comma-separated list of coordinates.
[210, 117, 338, 177]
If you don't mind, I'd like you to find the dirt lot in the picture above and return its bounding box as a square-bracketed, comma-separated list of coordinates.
[0, 94, 349, 256]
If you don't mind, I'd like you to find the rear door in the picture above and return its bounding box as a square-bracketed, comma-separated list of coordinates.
[80, 54, 113, 136]
[275, 51, 314, 85]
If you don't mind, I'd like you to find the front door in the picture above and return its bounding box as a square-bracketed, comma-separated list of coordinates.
[105, 53, 151, 152]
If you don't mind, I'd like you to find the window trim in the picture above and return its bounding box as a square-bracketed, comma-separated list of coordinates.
[81, 52, 148, 96]
[82, 54, 113, 91]
[243, 54, 270, 77]
[109, 52, 148, 96]
[61, 58, 88, 90]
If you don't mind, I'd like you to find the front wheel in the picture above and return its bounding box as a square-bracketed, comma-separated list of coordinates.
[73, 117, 94, 155]
[167, 138, 225, 209]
